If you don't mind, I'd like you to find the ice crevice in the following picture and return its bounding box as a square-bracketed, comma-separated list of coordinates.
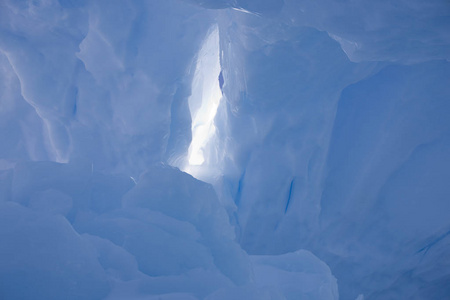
[182, 24, 223, 181]
[1, 1, 449, 299]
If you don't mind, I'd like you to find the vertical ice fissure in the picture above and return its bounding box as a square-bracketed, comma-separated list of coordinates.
[184, 25, 222, 178]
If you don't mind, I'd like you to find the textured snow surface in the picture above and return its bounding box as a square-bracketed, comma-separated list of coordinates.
[1, 0, 450, 299]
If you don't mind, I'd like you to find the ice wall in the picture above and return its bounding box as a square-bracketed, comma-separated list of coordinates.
[1, 0, 450, 299]
[212, 1, 450, 299]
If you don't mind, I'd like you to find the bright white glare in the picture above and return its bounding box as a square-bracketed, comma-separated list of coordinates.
[187, 25, 222, 167]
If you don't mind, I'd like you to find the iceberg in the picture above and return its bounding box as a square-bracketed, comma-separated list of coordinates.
[1, 0, 449, 299]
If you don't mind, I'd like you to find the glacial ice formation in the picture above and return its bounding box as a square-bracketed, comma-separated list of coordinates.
[1, 0, 450, 299]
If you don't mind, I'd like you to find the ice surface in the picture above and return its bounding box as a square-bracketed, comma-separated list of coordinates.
[1, 0, 450, 299]
[0, 202, 109, 300]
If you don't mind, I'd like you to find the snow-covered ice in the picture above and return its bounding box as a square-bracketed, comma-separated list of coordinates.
[1, 0, 450, 299]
